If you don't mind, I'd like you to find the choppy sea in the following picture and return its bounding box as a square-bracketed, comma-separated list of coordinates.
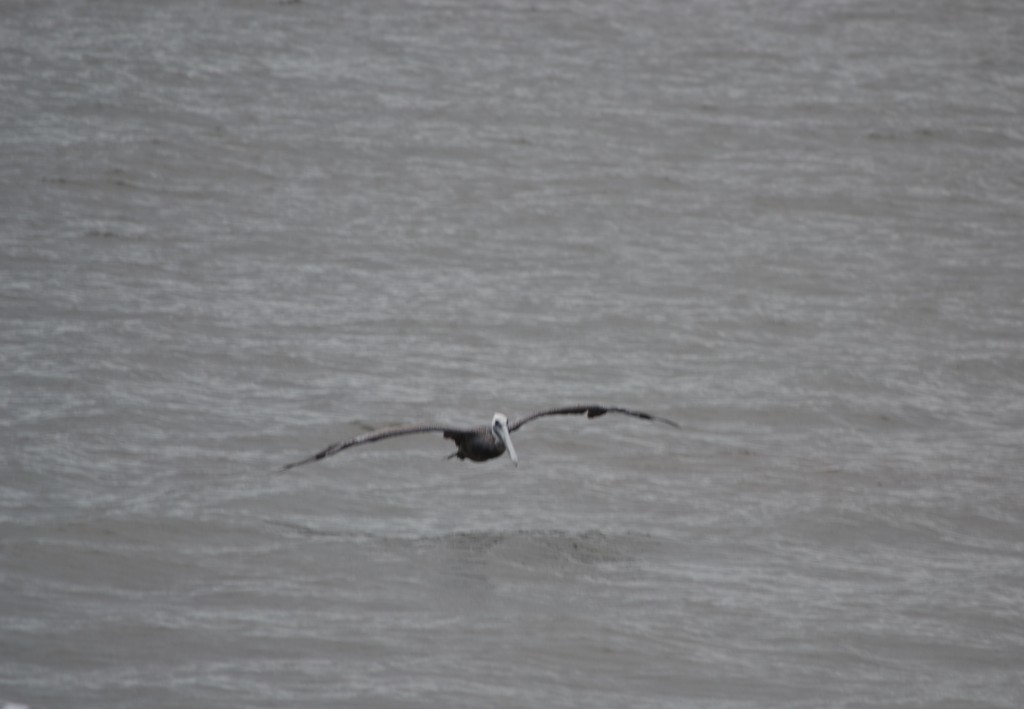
[3, 1, 1023, 706]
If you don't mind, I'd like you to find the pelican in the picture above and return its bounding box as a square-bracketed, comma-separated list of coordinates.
[281, 404, 679, 471]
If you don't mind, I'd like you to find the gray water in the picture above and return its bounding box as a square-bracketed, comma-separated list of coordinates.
[3, 0, 1023, 707]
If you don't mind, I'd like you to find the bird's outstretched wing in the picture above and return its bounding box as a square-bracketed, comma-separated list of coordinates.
[280, 424, 467, 471]
[508, 405, 680, 432]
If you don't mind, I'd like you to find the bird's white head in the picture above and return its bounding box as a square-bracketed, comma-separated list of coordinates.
[491, 412, 518, 467]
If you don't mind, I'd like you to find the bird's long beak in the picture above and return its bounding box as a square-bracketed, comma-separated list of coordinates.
[495, 422, 518, 467]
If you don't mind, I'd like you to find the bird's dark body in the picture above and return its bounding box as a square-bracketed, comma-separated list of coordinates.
[444, 428, 505, 462]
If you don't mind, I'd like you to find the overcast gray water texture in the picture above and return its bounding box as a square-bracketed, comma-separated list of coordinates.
[2, 0, 1024, 707]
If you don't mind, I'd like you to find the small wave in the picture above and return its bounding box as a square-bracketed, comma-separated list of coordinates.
[423, 528, 656, 566]
[261, 520, 657, 566]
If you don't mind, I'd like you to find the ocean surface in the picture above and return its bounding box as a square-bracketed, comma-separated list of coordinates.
[2, 1, 1023, 707]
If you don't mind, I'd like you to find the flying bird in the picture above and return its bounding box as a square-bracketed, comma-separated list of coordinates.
[281, 404, 679, 471]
